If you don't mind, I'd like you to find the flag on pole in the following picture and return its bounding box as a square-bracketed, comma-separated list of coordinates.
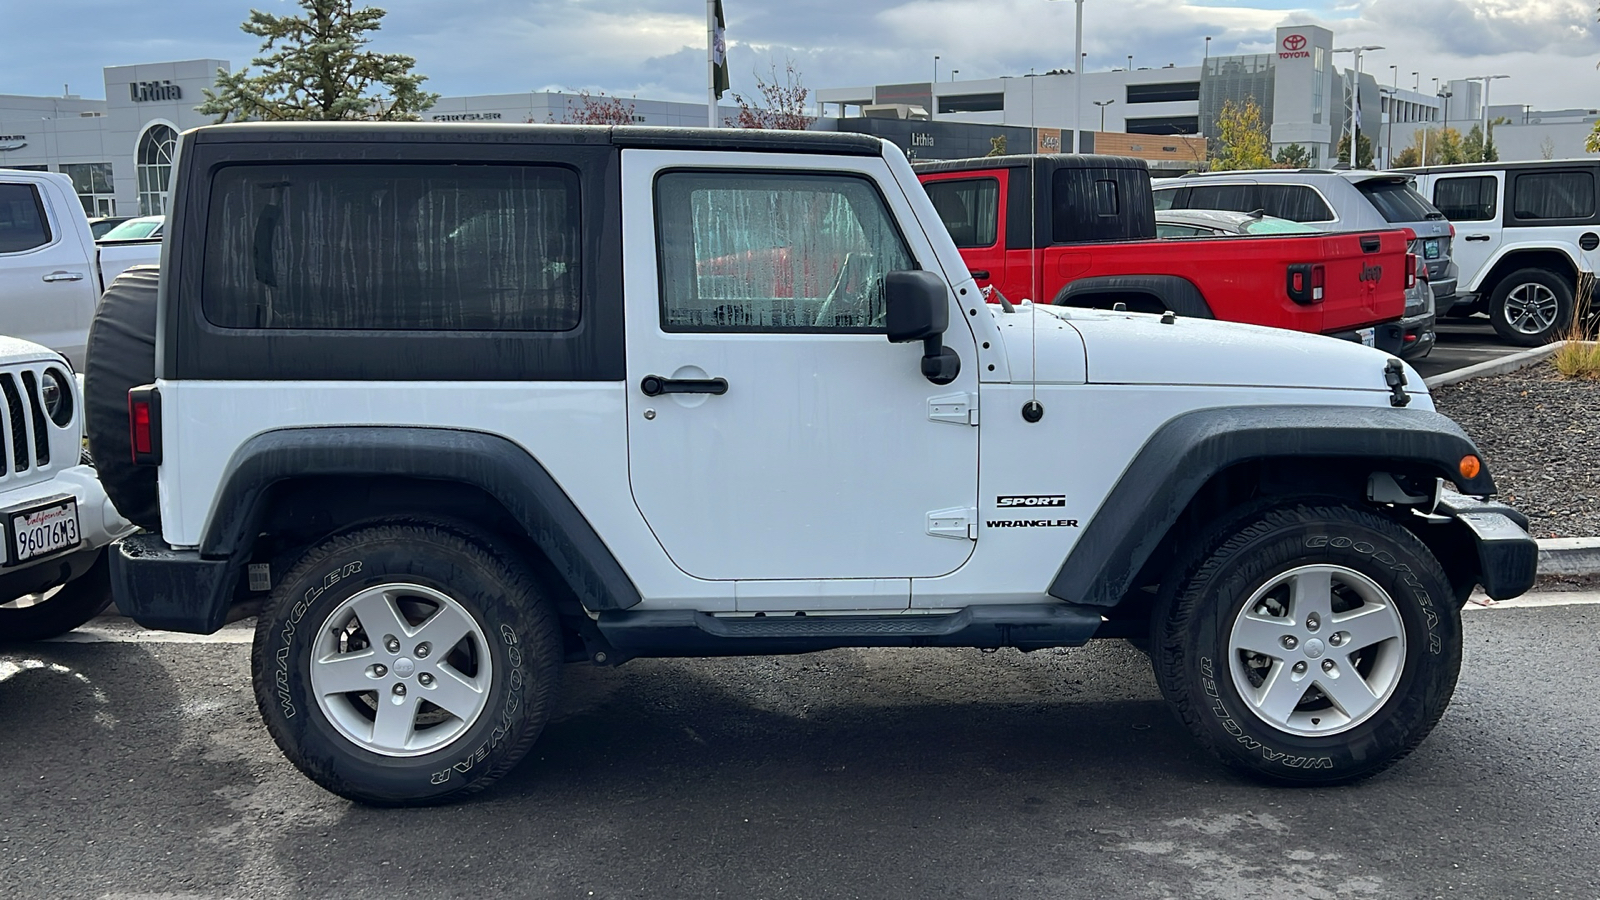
[711, 0, 729, 99]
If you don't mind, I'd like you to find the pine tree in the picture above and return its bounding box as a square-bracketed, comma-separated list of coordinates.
[197, 0, 438, 122]
[1210, 100, 1273, 171]
[1336, 133, 1374, 168]
[1273, 143, 1310, 168]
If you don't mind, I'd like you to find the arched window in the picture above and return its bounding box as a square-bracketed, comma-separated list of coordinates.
[136, 123, 178, 216]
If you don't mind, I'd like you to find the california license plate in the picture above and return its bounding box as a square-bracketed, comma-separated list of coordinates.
[1359, 327, 1376, 347]
[7, 498, 81, 564]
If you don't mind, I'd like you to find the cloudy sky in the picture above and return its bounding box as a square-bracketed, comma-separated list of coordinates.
[3, 0, 1597, 110]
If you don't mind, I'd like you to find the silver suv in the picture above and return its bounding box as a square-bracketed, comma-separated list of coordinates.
[1153, 169, 1457, 317]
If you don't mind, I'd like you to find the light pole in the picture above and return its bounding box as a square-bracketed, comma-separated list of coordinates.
[1048, 0, 1086, 148]
[951, 69, 959, 81]
[932, 55, 940, 121]
[1334, 45, 1383, 167]
[1471, 74, 1509, 160]
[1205, 36, 1211, 60]
[1412, 71, 1419, 91]
[1127, 54, 1133, 71]
[1094, 98, 1115, 131]
[1379, 87, 1396, 167]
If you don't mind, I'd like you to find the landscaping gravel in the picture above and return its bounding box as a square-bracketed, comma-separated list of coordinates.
[1432, 360, 1600, 539]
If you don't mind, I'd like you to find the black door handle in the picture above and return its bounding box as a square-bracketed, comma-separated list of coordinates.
[640, 375, 729, 397]
[969, 269, 991, 280]
[1464, 234, 1491, 242]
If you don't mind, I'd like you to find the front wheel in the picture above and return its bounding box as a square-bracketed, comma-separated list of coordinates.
[1489, 268, 1573, 346]
[252, 523, 563, 805]
[1152, 503, 1462, 785]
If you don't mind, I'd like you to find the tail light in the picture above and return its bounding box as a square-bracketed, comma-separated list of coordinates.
[1448, 222, 1456, 238]
[1405, 253, 1418, 289]
[1287, 263, 1326, 305]
[128, 385, 162, 466]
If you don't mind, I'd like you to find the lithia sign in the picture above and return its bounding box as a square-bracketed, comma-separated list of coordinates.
[130, 80, 183, 102]
[0, 135, 26, 151]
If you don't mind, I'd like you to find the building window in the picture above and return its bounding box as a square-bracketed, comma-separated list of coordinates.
[1312, 48, 1326, 124]
[61, 162, 115, 216]
[136, 123, 178, 216]
[937, 92, 1005, 114]
[1125, 115, 1199, 135]
[1125, 82, 1200, 104]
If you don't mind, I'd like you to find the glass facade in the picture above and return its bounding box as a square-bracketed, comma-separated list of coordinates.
[136, 123, 177, 216]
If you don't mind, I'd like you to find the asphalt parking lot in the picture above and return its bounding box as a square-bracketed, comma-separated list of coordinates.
[4, 597, 1598, 900]
[1411, 316, 1519, 382]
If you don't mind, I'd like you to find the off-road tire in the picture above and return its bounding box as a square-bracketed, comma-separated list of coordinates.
[1488, 268, 1573, 346]
[251, 522, 562, 805]
[83, 265, 161, 529]
[1151, 503, 1462, 785]
[0, 550, 114, 642]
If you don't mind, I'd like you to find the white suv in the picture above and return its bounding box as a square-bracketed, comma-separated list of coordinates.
[1403, 160, 1599, 345]
[97, 123, 1535, 805]
[0, 336, 132, 640]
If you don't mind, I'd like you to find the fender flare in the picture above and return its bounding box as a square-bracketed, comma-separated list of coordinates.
[1051, 274, 1214, 319]
[1467, 240, 1587, 293]
[203, 426, 642, 612]
[1048, 405, 1494, 608]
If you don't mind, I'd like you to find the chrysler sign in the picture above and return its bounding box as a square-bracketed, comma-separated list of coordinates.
[1279, 34, 1310, 60]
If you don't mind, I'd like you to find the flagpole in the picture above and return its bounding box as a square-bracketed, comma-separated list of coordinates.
[707, 0, 718, 128]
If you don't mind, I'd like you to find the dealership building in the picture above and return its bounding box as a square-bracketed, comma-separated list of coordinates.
[817, 24, 1489, 169]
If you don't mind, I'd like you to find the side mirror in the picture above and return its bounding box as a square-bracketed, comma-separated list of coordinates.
[885, 270, 960, 385]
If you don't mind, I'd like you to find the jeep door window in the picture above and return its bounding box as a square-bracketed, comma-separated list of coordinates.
[922, 178, 998, 248]
[0, 183, 52, 253]
[201, 164, 581, 330]
[1511, 171, 1596, 221]
[1432, 176, 1498, 221]
[1355, 179, 1442, 224]
[1256, 185, 1334, 222]
[655, 171, 914, 331]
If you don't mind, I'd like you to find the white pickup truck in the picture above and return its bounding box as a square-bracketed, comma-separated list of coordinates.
[0, 169, 162, 367]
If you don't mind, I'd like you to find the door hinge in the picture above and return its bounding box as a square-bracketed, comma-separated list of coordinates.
[928, 391, 978, 426]
[927, 507, 979, 540]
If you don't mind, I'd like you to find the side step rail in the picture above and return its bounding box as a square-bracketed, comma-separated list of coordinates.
[593, 603, 1103, 661]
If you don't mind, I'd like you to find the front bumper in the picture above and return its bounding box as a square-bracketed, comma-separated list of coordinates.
[0, 465, 134, 595]
[1436, 489, 1538, 601]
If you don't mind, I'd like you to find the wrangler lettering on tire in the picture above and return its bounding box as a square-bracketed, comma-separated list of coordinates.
[251, 523, 561, 805]
[1152, 503, 1462, 784]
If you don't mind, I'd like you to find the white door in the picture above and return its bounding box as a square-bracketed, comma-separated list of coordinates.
[0, 179, 98, 366]
[1429, 172, 1503, 293]
[621, 150, 979, 600]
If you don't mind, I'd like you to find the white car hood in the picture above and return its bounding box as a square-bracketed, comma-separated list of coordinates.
[998, 305, 1419, 395]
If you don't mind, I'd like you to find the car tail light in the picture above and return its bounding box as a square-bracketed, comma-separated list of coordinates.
[1448, 222, 1456, 238]
[1405, 253, 1418, 289]
[1287, 264, 1326, 304]
[128, 385, 162, 466]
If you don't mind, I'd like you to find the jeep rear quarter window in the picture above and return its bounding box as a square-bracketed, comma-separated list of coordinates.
[654, 171, 913, 332]
[201, 163, 582, 331]
[1050, 166, 1154, 243]
[923, 178, 999, 248]
[1511, 170, 1596, 221]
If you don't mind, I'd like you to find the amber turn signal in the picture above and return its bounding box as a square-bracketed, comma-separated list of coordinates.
[1459, 455, 1482, 480]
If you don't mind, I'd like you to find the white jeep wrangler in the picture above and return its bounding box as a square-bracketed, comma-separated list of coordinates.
[96, 123, 1537, 805]
[0, 336, 131, 640]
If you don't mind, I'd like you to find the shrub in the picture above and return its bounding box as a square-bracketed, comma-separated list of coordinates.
[1553, 272, 1600, 380]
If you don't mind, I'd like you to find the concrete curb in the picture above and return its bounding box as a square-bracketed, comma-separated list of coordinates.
[1424, 341, 1564, 389]
[1537, 536, 1600, 576]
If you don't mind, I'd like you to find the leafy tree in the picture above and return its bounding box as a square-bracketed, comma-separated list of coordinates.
[198, 0, 437, 122]
[1588, 122, 1600, 154]
[1210, 99, 1273, 171]
[1405, 126, 1466, 165]
[1462, 117, 1510, 162]
[553, 90, 637, 125]
[1541, 135, 1557, 160]
[987, 135, 1008, 156]
[1335, 132, 1374, 168]
[1393, 146, 1421, 167]
[1273, 143, 1311, 168]
[727, 60, 814, 130]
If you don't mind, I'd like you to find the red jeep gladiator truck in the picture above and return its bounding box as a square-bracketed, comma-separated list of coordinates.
[915, 155, 1415, 354]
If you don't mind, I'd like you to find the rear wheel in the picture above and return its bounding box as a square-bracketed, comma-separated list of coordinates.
[252, 523, 562, 805]
[1488, 268, 1573, 346]
[1151, 503, 1461, 785]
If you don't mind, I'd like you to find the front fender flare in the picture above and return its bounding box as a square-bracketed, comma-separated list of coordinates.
[1048, 405, 1494, 608]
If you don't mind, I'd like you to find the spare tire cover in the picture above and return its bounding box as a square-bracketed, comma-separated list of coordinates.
[85, 265, 161, 530]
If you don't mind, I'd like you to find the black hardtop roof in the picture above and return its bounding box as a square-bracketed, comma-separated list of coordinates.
[912, 153, 1151, 175]
[187, 122, 886, 156]
[1394, 158, 1600, 176]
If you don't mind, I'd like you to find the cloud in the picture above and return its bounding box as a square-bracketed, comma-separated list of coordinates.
[1360, 0, 1596, 57]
